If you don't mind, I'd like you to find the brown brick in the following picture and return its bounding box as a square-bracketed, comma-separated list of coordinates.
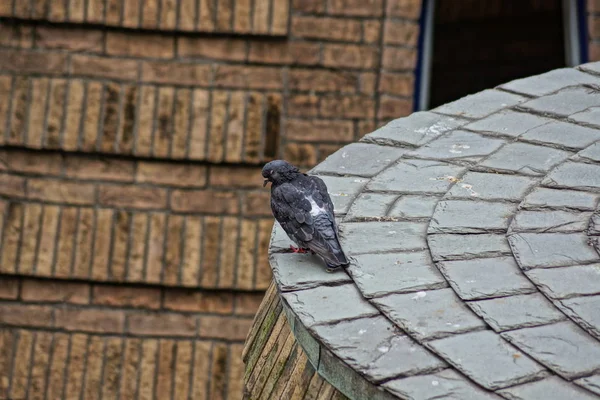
[98, 184, 168, 209]
[92, 285, 160, 309]
[71, 55, 138, 81]
[146, 212, 166, 284]
[360, 72, 378, 94]
[0, 304, 53, 327]
[242, 191, 272, 217]
[285, 119, 354, 142]
[214, 65, 283, 89]
[164, 290, 234, 313]
[248, 41, 321, 65]
[109, 210, 130, 281]
[0, 277, 19, 299]
[127, 212, 148, 282]
[382, 46, 418, 70]
[271, 0, 290, 34]
[128, 312, 197, 336]
[256, 219, 274, 288]
[153, 86, 175, 158]
[101, 337, 124, 400]
[46, 333, 69, 400]
[7, 76, 29, 146]
[174, 341, 193, 399]
[135, 85, 156, 157]
[235, 292, 264, 316]
[104, 0, 121, 24]
[25, 77, 49, 148]
[289, 69, 359, 92]
[178, 0, 195, 30]
[0, 24, 34, 48]
[48, 0, 67, 20]
[197, 0, 216, 31]
[363, 20, 382, 43]
[0, 330, 14, 395]
[283, 143, 317, 166]
[209, 165, 262, 188]
[288, 94, 320, 117]
[120, 338, 142, 399]
[163, 215, 184, 285]
[0, 203, 23, 274]
[100, 82, 122, 153]
[90, 208, 113, 280]
[384, 19, 419, 46]
[0, 49, 67, 75]
[141, 61, 211, 85]
[244, 91, 264, 163]
[123, 0, 141, 27]
[28, 178, 96, 205]
[63, 79, 85, 151]
[140, 0, 159, 27]
[318, 143, 344, 162]
[119, 85, 138, 154]
[106, 32, 175, 58]
[189, 89, 210, 160]
[324, 44, 378, 69]
[388, 0, 422, 18]
[591, 41, 600, 62]
[21, 279, 90, 303]
[224, 91, 246, 163]
[252, 0, 270, 33]
[28, 331, 53, 400]
[219, 216, 239, 288]
[0, 174, 26, 198]
[379, 95, 413, 119]
[64, 333, 87, 399]
[70, 0, 85, 21]
[138, 339, 158, 399]
[160, 0, 177, 29]
[201, 216, 221, 287]
[64, 155, 134, 182]
[36, 205, 60, 277]
[136, 162, 207, 187]
[55, 308, 125, 333]
[43, 78, 67, 148]
[81, 81, 103, 151]
[199, 316, 253, 340]
[209, 342, 228, 399]
[292, 16, 361, 41]
[178, 37, 247, 61]
[171, 190, 239, 214]
[11, 330, 34, 399]
[228, 343, 245, 398]
[56, 210, 79, 275]
[379, 72, 415, 96]
[0, 76, 11, 145]
[320, 95, 376, 118]
[172, 88, 191, 158]
[35, 26, 103, 52]
[233, 0, 251, 32]
[192, 341, 211, 398]
[328, 0, 383, 16]
[82, 336, 104, 400]
[181, 215, 202, 286]
[292, 0, 325, 12]
[72, 207, 94, 279]
[155, 340, 175, 399]
[236, 219, 257, 290]
[358, 119, 380, 136]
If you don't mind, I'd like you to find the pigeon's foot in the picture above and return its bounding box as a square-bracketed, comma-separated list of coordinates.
[290, 245, 310, 254]
[325, 265, 340, 273]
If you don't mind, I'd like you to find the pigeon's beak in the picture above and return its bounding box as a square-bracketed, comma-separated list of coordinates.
[263, 179, 269, 187]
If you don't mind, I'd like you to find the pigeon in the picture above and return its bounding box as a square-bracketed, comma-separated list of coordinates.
[262, 160, 349, 272]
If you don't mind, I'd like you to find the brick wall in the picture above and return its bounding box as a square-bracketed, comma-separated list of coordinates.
[0, 0, 423, 398]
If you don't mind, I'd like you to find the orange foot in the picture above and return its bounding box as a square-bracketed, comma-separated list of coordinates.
[290, 245, 310, 254]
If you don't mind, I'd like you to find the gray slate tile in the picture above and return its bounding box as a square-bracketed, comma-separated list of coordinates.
[429, 200, 516, 233]
[313, 316, 445, 383]
[576, 141, 600, 162]
[340, 221, 428, 254]
[428, 330, 546, 390]
[433, 89, 526, 119]
[479, 142, 571, 176]
[367, 159, 466, 194]
[346, 193, 398, 220]
[575, 374, 600, 396]
[498, 376, 600, 400]
[499, 68, 600, 96]
[521, 187, 599, 211]
[407, 131, 506, 163]
[502, 321, 600, 379]
[465, 110, 552, 138]
[559, 295, 600, 339]
[469, 293, 565, 331]
[387, 195, 440, 218]
[438, 257, 535, 300]
[543, 162, 600, 191]
[520, 121, 600, 150]
[270, 253, 352, 291]
[569, 106, 600, 127]
[349, 252, 446, 298]
[510, 210, 591, 233]
[509, 233, 599, 269]
[526, 264, 600, 299]
[281, 284, 379, 327]
[318, 175, 369, 214]
[519, 87, 600, 117]
[373, 288, 486, 341]
[579, 60, 600, 75]
[384, 369, 502, 400]
[590, 213, 600, 236]
[364, 111, 469, 147]
[428, 234, 511, 261]
[312, 143, 407, 177]
[445, 172, 537, 201]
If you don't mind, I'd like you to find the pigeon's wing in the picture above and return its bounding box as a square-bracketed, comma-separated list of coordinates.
[307, 175, 335, 219]
[271, 180, 347, 266]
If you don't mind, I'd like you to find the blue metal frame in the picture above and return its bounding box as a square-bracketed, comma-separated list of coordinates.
[577, 0, 589, 63]
[413, 0, 430, 112]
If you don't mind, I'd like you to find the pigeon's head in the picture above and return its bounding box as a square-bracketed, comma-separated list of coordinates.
[262, 160, 300, 187]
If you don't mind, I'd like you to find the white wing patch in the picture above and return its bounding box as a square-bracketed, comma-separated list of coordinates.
[306, 196, 327, 217]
